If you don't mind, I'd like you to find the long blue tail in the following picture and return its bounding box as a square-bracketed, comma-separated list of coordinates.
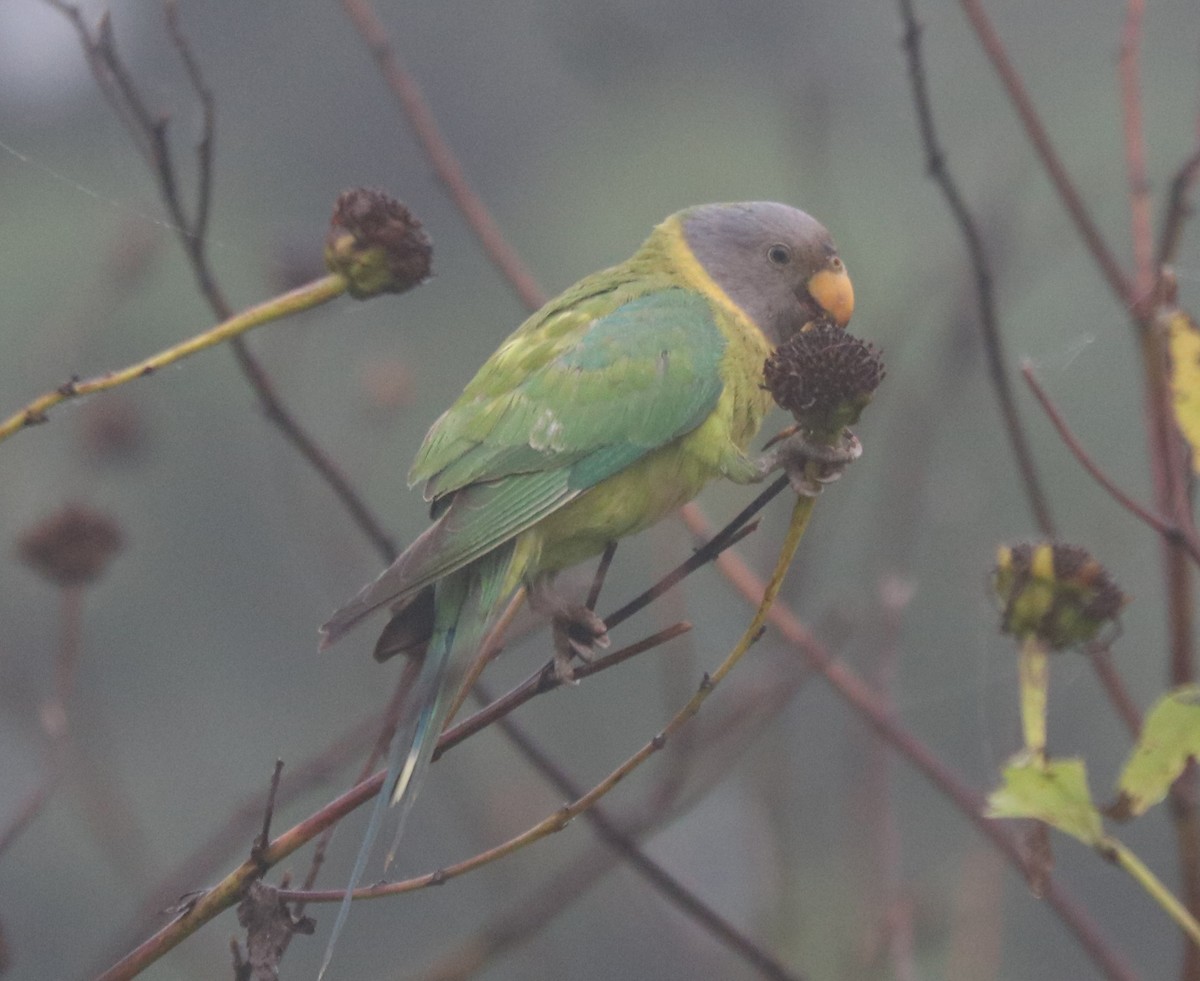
[318, 546, 514, 979]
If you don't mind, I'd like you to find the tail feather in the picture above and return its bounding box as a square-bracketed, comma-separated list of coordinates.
[318, 517, 450, 652]
[372, 585, 436, 663]
[318, 543, 518, 979]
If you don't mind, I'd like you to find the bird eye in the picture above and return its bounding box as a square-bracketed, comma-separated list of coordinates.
[830, 256, 844, 271]
[767, 244, 791, 266]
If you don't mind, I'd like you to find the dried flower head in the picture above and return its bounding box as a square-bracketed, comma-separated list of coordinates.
[18, 505, 124, 587]
[763, 322, 885, 439]
[324, 188, 433, 298]
[993, 542, 1127, 651]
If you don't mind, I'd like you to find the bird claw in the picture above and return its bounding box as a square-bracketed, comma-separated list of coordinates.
[528, 579, 610, 683]
[551, 605, 610, 683]
[763, 428, 862, 497]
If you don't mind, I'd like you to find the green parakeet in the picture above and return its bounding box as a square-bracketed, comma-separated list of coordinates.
[317, 201, 853, 971]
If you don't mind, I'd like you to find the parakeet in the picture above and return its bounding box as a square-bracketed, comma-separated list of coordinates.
[317, 201, 853, 971]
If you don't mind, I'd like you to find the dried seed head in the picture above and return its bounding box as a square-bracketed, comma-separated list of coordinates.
[17, 505, 124, 587]
[324, 189, 432, 298]
[763, 322, 885, 439]
[993, 542, 1127, 651]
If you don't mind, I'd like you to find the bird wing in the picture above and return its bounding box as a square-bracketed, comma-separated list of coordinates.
[320, 284, 727, 646]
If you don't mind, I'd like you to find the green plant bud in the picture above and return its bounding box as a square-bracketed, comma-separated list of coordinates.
[993, 542, 1126, 651]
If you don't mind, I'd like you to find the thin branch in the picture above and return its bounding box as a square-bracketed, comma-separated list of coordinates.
[437, 503, 764, 761]
[0, 771, 61, 859]
[253, 762, 286, 856]
[93, 498, 760, 978]
[0, 584, 84, 857]
[678, 507, 1138, 981]
[956, 0, 1134, 309]
[288, 495, 819, 911]
[862, 576, 917, 981]
[0, 275, 347, 445]
[897, 0, 1055, 536]
[437, 621, 694, 759]
[164, 0, 214, 246]
[605, 474, 787, 628]
[445, 589, 528, 727]
[1086, 646, 1145, 737]
[294, 662, 418, 902]
[1021, 362, 1200, 565]
[1118, 0, 1154, 306]
[1157, 144, 1200, 270]
[484, 691, 805, 981]
[338, 0, 546, 310]
[421, 651, 819, 980]
[42, 0, 399, 563]
[91, 712, 383, 976]
[586, 541, 618, 611]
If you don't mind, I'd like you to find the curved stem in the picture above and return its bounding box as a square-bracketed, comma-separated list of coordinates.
[0, 274, 347, 445]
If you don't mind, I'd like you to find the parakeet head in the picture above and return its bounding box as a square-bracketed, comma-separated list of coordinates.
[680, 201, 854, 343]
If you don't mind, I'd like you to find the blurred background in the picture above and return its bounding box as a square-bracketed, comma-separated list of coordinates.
[1, 0, 1197, 978]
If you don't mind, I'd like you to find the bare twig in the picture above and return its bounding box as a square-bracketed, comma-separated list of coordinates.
[421, 651, 819, 980]
[1118, 0, 1154, 307]
[0, 772, 61, 860]
[586, 541, 618, 611]
[897, 0, 1054, 536]
[0, 585, 83, 857]
[679, 508, 1137, 981]
[253, 762, 286, 858]
[436, 506, 767, 756]
[42, 0, 399, 563]
[1157, 144, 1200, 270]
[955, 0, 1133, 307]
[289, 496, 818, 912]
[437, 621, 694, 759]
[605, 476, 787, 628]
[0, 275, 347, 445]
[1085, 646, 1145, 737]
[91, 712, 383, 976]
[338, 0, 546, 310]
[164, 1, 214, 246]
[484, 690, 806, 981]
[1021, 362, 1200, 564]
[93, 492, 767, 979]
[860, 575, 916, 981]
[293, 664, 418, 905]
[445, 589, 528, 726]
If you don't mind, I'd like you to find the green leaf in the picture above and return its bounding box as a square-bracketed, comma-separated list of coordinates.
[1166, 308, 1200, 474]
[987, 753, 1104, 846]
[1114, 685, 1200, 819]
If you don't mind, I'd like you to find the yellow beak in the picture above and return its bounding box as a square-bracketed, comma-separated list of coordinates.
[807, 265, 855, 326]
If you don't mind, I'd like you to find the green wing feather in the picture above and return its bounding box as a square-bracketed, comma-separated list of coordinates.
[320, 282, 726, 646]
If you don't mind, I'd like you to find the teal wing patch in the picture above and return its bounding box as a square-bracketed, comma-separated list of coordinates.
[413, 286, 727, 502]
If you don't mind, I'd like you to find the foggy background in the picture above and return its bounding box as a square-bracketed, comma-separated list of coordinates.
[1, 0, 1197, 977]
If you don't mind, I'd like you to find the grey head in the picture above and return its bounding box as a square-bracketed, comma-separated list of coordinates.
[680, 201, 854, 344]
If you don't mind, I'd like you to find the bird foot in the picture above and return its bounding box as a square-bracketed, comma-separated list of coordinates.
[763, 427, 862, 497]
[528, 579, 610, 683]
[551, 605, 610, 683]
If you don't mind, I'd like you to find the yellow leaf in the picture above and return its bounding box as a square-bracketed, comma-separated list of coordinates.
[987, 753, 1104, 845]
[1115, 685, 1200, 818]
[1166, 307, 1200, 473]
